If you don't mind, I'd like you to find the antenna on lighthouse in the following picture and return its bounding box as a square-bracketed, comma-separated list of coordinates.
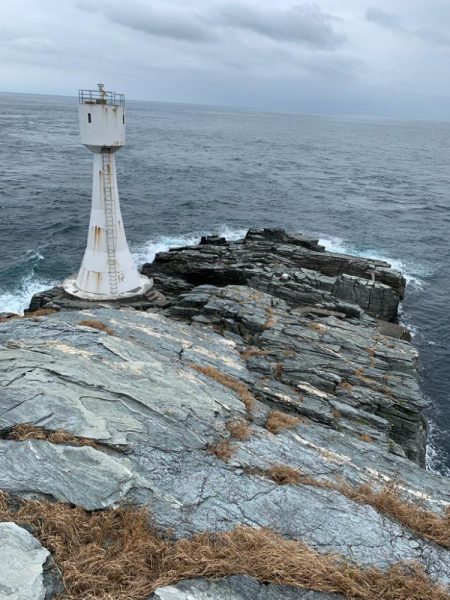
[63, 85, 152, 300]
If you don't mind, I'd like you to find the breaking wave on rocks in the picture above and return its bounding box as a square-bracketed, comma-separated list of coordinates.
[426, 421, 450, 478]
[0, 250, 56, 315]
[132, 226, 248, 267]
[0, 229, 428, 315]
[319, 235, 429, 289]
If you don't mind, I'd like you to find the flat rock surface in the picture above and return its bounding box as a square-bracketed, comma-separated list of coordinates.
[0, 522, 49, 600]
[151, 576, 342, 599]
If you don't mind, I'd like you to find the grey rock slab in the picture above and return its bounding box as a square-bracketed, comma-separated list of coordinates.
[151, 576, 342, 599]
[0, 522, 49, 600]
[0, 440, 139, 510]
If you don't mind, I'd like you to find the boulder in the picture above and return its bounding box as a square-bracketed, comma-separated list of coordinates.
[0, 522, 58, 599]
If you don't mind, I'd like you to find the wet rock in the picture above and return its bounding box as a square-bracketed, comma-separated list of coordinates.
[200, 235, 228, 246]
[142, 228, 405, 320]
[27, 285, 166, 313]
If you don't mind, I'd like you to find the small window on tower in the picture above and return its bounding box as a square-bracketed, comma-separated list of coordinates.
[88, 113, 92, 123]
[123, 114, 125, 124]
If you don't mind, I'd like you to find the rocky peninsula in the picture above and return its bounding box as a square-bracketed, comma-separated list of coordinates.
[1, 228, 449, 599]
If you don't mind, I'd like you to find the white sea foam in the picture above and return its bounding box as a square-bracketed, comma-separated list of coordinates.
[0, 271, 57, 316]
[132, 225, 248, 266]
[319, 235, 429, 288]
[426, 420, 450, 478]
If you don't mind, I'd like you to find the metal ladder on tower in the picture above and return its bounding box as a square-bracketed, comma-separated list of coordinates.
[102, 150, 119, 295]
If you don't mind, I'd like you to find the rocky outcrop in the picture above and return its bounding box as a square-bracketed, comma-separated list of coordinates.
[4, 228, 449, 596]
[167, 284, 426, 463]
[142, 228, 406, 321]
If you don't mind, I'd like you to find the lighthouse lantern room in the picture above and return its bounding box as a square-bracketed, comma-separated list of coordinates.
[64, 84, 152, 300]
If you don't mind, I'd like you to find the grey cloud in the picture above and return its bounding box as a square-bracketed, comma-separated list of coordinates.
[81, 1, 345, 50]
[366, 6, 450, 46]
[365, 7, 402, 31]
[81, 0, 216, 43]
[216, 3, 345, 49]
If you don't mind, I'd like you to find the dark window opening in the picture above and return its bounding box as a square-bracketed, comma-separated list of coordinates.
[87, 113, 92, 123]
[123, 114, 125, 124]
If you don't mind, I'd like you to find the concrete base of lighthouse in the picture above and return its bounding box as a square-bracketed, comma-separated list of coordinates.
[63, 273, 153, 302]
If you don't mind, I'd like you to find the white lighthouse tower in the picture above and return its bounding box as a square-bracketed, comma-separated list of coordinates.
[64, 84, 152, 300]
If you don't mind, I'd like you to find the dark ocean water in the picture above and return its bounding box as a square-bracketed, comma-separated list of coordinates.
[1, 92, 449, 474]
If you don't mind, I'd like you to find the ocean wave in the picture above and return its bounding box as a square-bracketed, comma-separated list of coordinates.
[132, 225, 248, 266]
[0, 250, 56, 315]
[318, 235, 429, 289]
[426, 420, 450, 478]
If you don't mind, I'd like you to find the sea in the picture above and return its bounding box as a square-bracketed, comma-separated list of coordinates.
[1, 92, 449, 475]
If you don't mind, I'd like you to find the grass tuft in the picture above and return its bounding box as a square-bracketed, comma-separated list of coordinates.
[27, 308, 59, 317]
[265, 410, 301, 434]
[263, 307, 278, 330]
[339, 381, 353, 392]
[239, 347, 272, 360]
[79, 319, 114, 335]
[2, 424, 97, 448]
[190, 364, 255, 414]
[266, 464, 303, 485]
[307, 322, 327, 333]
[340, 482, 450, 549]
[225, 419, 251, 441]
[207, 440, 235, 462]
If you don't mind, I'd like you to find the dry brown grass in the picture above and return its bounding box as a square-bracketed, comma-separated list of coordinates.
[252, 463, 450, 551]
[331, 408, 341, 420]
[0, 493, 447, 600]
[0, 307, 58, 324]
[0, 314, 20, 323]
[274, 362, 283, 380]
[339, 381, 353, 392]
[207, 440, 235, 462]
[79, 319, 114, 335]
[239, 347, 272, 360]
[26, 307, 59, 317]
[308, 322, 327, 333]
[340, 482, 450, 549]
[190, 364, 255, 414]
[265, 464, 303, 485]
[225, 419, 251, 441]
[246, 465, 334, 489]
[263, 307, 278, 330]
[265, 410, 301, 434]
[3, 424, 97, 448]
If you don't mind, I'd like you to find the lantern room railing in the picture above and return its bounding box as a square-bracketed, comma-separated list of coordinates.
[78, 89, 125, 106]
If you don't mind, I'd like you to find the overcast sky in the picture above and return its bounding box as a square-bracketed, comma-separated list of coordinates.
[1, 0, 450, 119]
